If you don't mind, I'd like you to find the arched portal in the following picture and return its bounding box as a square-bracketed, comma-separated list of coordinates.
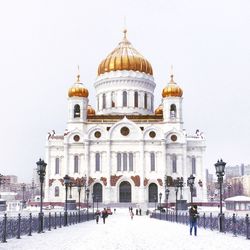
[148, 183, 158, 202]
[119, 181, 131, 203]
[93, 183, 103, 202]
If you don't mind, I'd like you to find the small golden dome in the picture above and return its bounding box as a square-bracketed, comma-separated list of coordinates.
[87, 105, 96, 116]
[98, 30, 153, 76]
[68, 74, 89, 98]
[155, 104, 163, 115]
[162, 75, 183, 98]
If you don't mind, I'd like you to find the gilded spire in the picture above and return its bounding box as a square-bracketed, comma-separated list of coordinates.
[123, 29, 127, 39]
[170, 65, 175, 83]
[76, 65, 80, 83]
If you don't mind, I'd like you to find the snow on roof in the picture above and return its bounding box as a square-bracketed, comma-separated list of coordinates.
[225, 195, 250, 202]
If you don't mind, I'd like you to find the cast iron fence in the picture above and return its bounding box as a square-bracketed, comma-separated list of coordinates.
[0, 211, 94, 243]
[151, 210, 250, 239]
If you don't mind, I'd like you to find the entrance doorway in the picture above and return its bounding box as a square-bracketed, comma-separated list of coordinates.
[119, 181, 131, 202]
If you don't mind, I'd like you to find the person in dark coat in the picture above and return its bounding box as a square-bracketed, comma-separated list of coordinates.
[189, 205, 199, 236]
[102, 208, 108, 224]
[95, 210, 100, 224]
[139, 208, 142, 216]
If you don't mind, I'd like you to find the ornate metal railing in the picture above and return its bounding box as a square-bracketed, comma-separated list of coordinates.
[0, 211, 94, 243]
[151, 211, 250, 239]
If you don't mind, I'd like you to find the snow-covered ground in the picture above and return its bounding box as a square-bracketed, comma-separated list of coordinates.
[1, 209, 249, 250]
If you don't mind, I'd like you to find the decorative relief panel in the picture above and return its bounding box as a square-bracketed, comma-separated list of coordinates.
[131, 175, 140, 187]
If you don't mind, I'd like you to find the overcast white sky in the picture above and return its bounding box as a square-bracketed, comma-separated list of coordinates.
[0, 0, 249, 182]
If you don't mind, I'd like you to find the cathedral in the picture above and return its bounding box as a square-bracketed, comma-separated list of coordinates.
[44, 30, 206, 208]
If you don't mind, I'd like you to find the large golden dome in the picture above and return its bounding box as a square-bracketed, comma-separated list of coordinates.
[68, 74, 89, 98]
[162, 75, 183, 98]
[98, 30, 153, 76]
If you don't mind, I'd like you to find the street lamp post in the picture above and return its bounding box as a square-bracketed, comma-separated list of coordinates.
[178, 178, 184, 200]
[187, 174, 195, 205]
[96, 196, 99, 210]
[175, 184, 178, 222]
[36, 158, 47, 233]
[63, 175, 70, 226]
[86, 187, 90, 221]
[21, 183, 26, 209]
[77, 182, 82, 223]
[159, 192, 162, 220]
[215, 159, 226, 233]
[92, 193, 95, 219]
[165, 188, 170, 219]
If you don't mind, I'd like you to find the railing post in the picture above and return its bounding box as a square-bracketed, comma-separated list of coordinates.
[210, 213, 213, 230]
[1, 213, 7, 243]
[246, 214, 250, 240]
[16, 213, 21, 239]
[28, 213, 32, 236]
[59, 212, 62, 228]
[54, 212, 57, 229]
[203, 213, 206, 229]
[232, 213, 237, 237]
[48, 212, 51, 231]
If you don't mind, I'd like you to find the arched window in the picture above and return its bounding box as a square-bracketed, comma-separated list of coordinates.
[74, 104, 80, 118]
[134, 92, 138, 108]
[55, 158, 59, 174]
[192, 157, 196, 174]
[102, 94, 106, 109]
[55, 186, 59, 197]
[170, 104, 176, 118]
[97, 98, 99, 111]
[148, 183, 158, 202]
[95, 153, 100, 171]
[144, 93, 147, 109]
[123, 153, 127, 171]
[172, 155, 177, 173]
[117, 153, 121, 171]
[129, 153, 133, 171]
[111, 92, 115, 107]
[150, 152, 155, 171]
[74, 155, 79, 173]
[123, 91, 127, 107]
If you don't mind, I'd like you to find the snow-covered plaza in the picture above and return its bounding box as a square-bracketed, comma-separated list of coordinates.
[1, 209, 249, 250]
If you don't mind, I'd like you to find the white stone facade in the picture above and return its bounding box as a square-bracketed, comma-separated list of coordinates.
[44, 69, 206, 207]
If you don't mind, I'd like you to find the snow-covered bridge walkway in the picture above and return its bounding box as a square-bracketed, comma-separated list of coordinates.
[2, 209, 249, 250]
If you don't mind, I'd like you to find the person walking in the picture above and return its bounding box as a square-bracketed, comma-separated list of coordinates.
[130, 210, 134, 220]
[102, 208, 108, 224]
[139, 208, 142, 216]
[95, 210, 100, 224]
[189, 205, 199, 236]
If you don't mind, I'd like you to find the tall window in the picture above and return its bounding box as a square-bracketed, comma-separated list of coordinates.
[134, 92, 138, 108]
[117, 153, 121, 171]
[102, 94, 106, 109]
[123, 153, 127, 171]
[111, 92, 115, 107]
[144, 93, 147, 109]
[97, 98, 99, 111]
[192, 157, 196, 174]
[172, 155, 177, 173]
[95, 153, 100, 171]
[123, 91, 127, 107]
[170, 104, 176, 118]
[74, 155, 79, 173]
[55, 186, 59, 197]
[151, 95, 153, 111]
[150, 152, 155, 171]
[74, 104, 80, 118]
[129, 153, 133, 171]
[55, 158, 59, 174]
